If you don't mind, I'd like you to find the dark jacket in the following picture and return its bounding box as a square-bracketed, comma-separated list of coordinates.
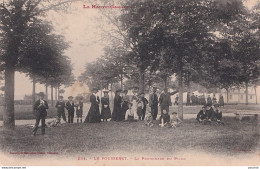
[149, 93, 158, 107]
[66, 101, 75, 113]
[159, 92, 172, 109]
[55, 100, 65, 112]
[34, 99, 48, 116]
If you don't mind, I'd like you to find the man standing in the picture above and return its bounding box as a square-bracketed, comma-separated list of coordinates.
[159, 88, 172, 115]
[66, 96, 75, 123]
[55, 96, 66, 123]
[33, 92, 48, 136]
[149, 87, 158, 120]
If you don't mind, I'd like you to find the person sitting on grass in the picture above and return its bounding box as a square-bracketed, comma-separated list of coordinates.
[196, 105, 207, 122]
[212, 103, 224, 124]
[144, 111, 154, 127]
[159, 109, 170, 127]
[169, 112, 182, 128]
[196, 105, 212, 124]
[124, 102, 137, 122]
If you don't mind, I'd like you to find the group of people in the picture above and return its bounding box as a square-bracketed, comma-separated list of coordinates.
[32, 92, 84, 136]
[196, 103, 224, 125]
[186, 92, 224, 107]
[85, 86, 178, 123]
[32, 87, 225, 136]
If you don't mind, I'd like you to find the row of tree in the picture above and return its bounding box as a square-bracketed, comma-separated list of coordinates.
[0, 0, 75, 128]
[79, 0, 260, 120]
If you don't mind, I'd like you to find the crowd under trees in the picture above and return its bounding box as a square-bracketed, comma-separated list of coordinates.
[79, 0, 260, 120]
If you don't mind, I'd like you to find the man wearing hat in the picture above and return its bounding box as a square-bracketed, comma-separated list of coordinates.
[159, 88, 177, 115]
[55, 96, 66, 123]
[149, 87, 158, 120]
[33, 92, 49, 136]
[66, 96, 75, 123]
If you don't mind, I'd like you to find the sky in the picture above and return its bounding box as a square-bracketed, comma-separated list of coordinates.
[9, 0, 260, 99]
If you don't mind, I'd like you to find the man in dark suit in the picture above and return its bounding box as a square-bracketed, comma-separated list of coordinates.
[33, 92, 49, 136]
[149, 87, 158, 120]
[55, 96, 66, 123]
[66, 96, 75, 123]
[159, 88, 172, 115]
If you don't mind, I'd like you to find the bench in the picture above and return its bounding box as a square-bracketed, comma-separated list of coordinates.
[234, 110, 260, 121]
[234, 110, 260, 135]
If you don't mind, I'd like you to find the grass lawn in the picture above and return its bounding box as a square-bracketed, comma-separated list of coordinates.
[0, 105, 57, 120]
[0, 116, 259, 164]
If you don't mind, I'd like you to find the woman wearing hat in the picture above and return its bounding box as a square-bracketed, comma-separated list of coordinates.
[84, 87, 101, 123]
[101, 90, 111, 122]
[121, 89, 130, 120]
[111, 89, 123, 121]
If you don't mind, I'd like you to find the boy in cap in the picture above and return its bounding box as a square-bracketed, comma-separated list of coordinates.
[55, 96, 66, 123]
[33, 92, 49, 136]
[75, 96, 84, 123]
[66, 96, 75, 123]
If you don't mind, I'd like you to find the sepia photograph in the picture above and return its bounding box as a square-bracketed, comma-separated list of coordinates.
[0, 0, 260, 167]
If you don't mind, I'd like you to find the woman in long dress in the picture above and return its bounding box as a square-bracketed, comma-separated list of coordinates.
[111, 89, 123, 121]
[121, 89, 130, 120]
[101, 90, 111, 121]
[84, 88, 101, 123]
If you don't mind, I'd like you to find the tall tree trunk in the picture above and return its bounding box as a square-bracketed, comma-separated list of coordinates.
[57, 85, 60, 98]
[164, 76, 167, 89]
[55, 87, 57, 101]
[51, 86, 53, 106]
[120, 73, 123, 89]
[3, 66, 15, 129]
[178, 74, 183, 120]
[254, 86, 257, 104]
[32, 75, 36, 112]
[245, 82, 249, 105]
[139, 68, 145, 93]
[226, 88, 229, 103]
[110, 82, 113, 99]
[45, 84, 48, 101]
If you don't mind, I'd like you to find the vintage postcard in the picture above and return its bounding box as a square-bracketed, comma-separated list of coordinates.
[0, 0, 260, 167]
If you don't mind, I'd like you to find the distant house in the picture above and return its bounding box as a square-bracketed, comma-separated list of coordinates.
[220, 87, 257, 104]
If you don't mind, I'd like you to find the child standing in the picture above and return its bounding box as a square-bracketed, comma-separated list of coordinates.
[75, 97, 84, 123]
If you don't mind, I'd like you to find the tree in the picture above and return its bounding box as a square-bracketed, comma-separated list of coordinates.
[0, 0, 77, 129]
